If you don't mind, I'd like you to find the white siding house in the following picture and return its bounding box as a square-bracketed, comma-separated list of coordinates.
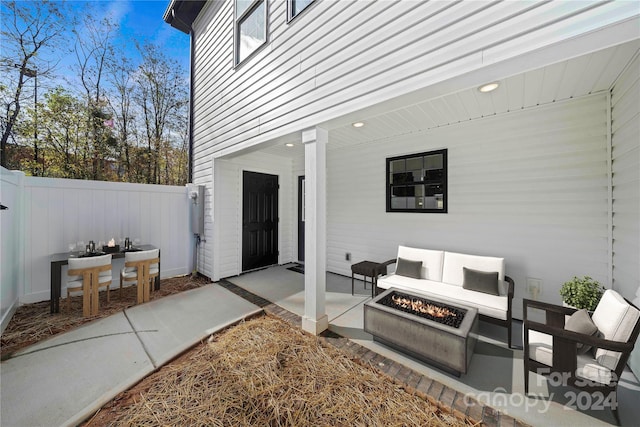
[164, 0, 639, 367]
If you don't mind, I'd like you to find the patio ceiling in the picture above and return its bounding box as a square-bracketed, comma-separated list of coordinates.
[256, 39, 638, 159]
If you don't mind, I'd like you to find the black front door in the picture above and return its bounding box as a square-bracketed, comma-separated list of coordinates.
[242, 171, 279, 271]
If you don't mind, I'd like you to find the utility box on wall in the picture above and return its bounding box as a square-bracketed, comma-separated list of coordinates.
[187, 184, 205, 236]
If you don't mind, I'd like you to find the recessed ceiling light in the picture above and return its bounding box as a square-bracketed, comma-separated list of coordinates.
[478, 82, 499, 93]
[285, 143, 294, 147]
[352, 122, 365, 128]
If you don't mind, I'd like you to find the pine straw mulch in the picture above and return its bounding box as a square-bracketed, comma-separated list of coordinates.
[1, 275, 211, 359]
[83, 315, 477, 427]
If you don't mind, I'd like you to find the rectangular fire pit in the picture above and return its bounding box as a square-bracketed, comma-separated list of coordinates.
[364, 288, 478, 376]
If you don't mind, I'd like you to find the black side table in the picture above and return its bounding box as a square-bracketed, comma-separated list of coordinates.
[351, 260, 385, 298]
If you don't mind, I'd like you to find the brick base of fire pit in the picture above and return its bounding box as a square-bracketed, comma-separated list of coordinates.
[364, 288, 478, 376]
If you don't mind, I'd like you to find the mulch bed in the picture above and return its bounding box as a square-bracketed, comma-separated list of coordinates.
[83, 315, 475, 426]
[1, 275, 210, 359]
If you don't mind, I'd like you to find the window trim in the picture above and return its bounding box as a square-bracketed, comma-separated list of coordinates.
[386, 149, 448, 214]
[287, 0, 315, 22]
[234, 0, 268, 66]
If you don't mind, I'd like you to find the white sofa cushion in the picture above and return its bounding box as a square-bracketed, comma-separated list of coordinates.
[377, 275, 508, 320]
[377, 274, 442, 295]
[591, 289, 640, 370]
[396, 246, 444, 281]
[424, 282, 508, 320]
[442, 251, 504, 287]
[527, 329, 613, 384]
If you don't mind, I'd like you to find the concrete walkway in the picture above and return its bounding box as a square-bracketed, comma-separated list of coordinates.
[0, 284, 261, 427]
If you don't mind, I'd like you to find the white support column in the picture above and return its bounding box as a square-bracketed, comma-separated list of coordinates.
[301, 127, 328, 335]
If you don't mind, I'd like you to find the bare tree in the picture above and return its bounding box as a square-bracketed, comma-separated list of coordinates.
[135, 43, 188, 184]
[106, 51, 136, 181]
[72, 13, 117, 180]
[0, 0, 67, 171]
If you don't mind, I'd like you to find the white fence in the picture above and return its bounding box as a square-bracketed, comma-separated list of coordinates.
[1, 167, 193, 331]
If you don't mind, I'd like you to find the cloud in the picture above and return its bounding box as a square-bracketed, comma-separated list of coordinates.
[104, 0, 133, 25]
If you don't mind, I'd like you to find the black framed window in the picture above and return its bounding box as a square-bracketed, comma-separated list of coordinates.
[288, 0, 314, 21]
[386, 149, 447, 213]
[235, 0, 267, 65]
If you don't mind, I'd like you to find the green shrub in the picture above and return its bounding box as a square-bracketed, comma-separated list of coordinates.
[559, 276, 604, 311]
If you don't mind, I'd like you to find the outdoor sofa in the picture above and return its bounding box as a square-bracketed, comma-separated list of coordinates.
[376, 246, 515, 348]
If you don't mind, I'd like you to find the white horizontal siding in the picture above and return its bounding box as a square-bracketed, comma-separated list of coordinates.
[327, 94, 609, 318]
[213, 151, 294, 281]
[191, 0, 636, 157]
[611, 53, 640, 377]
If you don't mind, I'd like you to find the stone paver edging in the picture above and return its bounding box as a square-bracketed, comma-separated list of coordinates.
[218, 279, 529, 427]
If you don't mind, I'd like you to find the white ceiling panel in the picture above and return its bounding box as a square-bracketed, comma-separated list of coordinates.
[505, 73, 525, 112]
[523, 68, 546, 108]
[490, 85, 509, 115]
[416, 101, 446, 128]
[538, 61, 567, 104]
[473, 87, 496, 118]
[455, 90, 482, 119]
[251, 40, 638, 160]
[593, 42, 640, 91]
[555, 54, 591, 100]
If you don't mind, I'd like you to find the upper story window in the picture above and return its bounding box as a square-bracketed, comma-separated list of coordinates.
[235, 0, 267, 65]
[288, 0, 314, 21]
[386, 149, 448, 213]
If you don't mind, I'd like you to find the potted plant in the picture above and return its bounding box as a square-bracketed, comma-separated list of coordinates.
[559, 276, 605, 311]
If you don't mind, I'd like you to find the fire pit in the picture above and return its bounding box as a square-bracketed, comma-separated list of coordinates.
[378, 291, 466, 328]
[364, 288, 478, 376]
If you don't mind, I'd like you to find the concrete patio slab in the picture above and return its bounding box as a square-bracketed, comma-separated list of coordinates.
[0, 283, 261, 427]
[1, 312, 153, 427]
[125, 284, 262, 367]
[272, 290, 369, 322]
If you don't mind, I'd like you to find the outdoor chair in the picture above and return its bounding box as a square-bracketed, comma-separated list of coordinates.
[523, 289, 640, 424]
[67, 254, 113, 317]
[120, 249, 160, 304]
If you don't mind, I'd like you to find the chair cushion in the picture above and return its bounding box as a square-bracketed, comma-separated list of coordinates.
[528, 329, 553, 366]
[122, 266, 160, 280]
[395, 257, 422, 279]
[67, 274, 112, 291]
[462, 267, 499, 295]
[68, 254, 112, 282]
[123, 249, 160, 274]
[565, 309, 599, 354]
[591, 289, 640, 370]
[576, 355, 613, 384]
[527, 329, 612, 384]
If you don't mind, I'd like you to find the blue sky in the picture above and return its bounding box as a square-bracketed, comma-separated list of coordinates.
[97, 0, 189, 66]
[60, 1, 190, 78]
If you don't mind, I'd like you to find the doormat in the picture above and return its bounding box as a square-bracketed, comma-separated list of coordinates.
[287, 263, 304, 274]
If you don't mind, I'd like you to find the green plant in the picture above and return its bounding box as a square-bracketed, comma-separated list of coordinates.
[559, 276, 605, 311]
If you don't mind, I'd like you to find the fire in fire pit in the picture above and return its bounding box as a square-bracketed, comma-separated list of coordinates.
[392, 295, 457, 318]
[377, 291, 466, 328]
